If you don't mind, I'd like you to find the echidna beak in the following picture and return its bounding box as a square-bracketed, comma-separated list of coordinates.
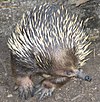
[75, 69, 92, 82]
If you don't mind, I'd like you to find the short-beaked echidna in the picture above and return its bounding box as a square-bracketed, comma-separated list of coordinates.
[7, 3, 92, 100]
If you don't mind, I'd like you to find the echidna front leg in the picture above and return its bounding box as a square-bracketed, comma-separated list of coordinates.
[34, 76, 70, 100]
[15, 76, 34, 99]
[11, 53, 34, 99]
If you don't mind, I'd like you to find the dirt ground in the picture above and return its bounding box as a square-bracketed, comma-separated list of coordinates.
[0, 0, 100, 102]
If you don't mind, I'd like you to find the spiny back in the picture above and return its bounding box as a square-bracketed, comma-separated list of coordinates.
[8, 3, 91, 68]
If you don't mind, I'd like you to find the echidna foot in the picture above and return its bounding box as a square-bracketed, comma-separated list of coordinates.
[15, 76, 34, 100]
[34, 81, 55, 100]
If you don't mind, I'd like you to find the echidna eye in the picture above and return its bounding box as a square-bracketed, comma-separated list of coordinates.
[65, 70, 74, 75]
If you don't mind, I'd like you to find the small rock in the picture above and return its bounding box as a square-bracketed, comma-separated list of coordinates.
[7, 94, 13, 98]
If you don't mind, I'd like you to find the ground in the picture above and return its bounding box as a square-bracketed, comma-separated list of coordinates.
[0, 0, 100, 102]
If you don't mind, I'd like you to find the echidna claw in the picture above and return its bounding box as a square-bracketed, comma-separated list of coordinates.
[34, 84, 55, 100]
[15, 81, 35, 99]
[17, 84, 35, 100]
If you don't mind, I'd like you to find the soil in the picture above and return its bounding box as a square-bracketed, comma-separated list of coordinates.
[0, 0, 100, 102]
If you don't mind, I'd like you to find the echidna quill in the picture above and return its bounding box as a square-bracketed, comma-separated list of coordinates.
[7, 3, 92, 100]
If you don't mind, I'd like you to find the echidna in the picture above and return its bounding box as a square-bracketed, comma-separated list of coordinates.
[7, 3, 92, 100]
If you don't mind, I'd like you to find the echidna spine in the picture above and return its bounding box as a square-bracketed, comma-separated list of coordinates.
[7, 3, 91, 67]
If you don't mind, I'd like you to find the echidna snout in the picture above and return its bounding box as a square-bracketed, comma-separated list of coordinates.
[75, 69, 92, 82]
